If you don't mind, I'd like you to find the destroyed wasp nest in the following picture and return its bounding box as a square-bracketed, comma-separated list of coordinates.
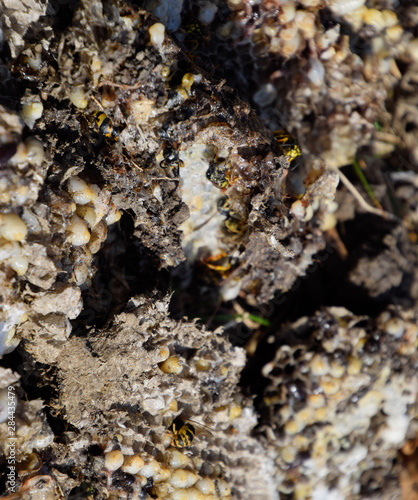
[259, 306, 418, 499]
[1, 0, 417, 499]
[0, 0, 339, 497]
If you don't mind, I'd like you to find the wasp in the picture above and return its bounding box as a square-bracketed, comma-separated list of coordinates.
[274, 129, 301, 168]
[169, 418, 195, 448]
[201, 251, 233, 273]
[91, 110, 119, 142]
[156, 120, 173, 141]
[206, 156, 231, 189]
[160, 146, 184, 171]
[182, 19, 211, 54]
[169, 417, 214, 448]
[224, 218, 246, 234]
[166, 73, 195, 109]
[217, 195, 247, 234]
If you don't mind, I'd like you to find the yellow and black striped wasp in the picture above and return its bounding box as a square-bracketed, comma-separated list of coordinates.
[160, 146, 184, 171]
[91, 110, 119, 142]
[169, 417, 213, 448]
[217, 195, 247, 234]
[169, 417, 196, 448]
[182, 19, 211, 55]
[274, 129, 301, 169]
[206, 155, 232, 189]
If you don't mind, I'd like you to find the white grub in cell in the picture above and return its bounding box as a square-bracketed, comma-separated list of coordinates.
[162, 431, 174, 448]
[89, 184, 100, 200]
[90, 54, 101, 72]
[169, 399, 178, 412]
[217, 21, 236, 39]
[229, 403, 242, 420]
[215, 479, 231, 496]
[23, 50, 42, 70]
[170, 488, 204, 500]
[192, 457, 203, 471]
[121, 455, 144, 474]
[384, 317, 404, 338]
[0, 192, 10, 204]
[5, 142, 28, 165]
[67, 215, 91, 246]
[149, 23, 165, 49]
[21, 101, 43, 129]
[381, 10, 399, 29]
[154, 466, 171, 483]
[157, 345, 170, 362]
[92, 188, 112, 222]
[320, 212, 337, 231]
[310, 354, 330, 376]
[67, 176, 97, 205]
[295, 10, 316, 38]
[281, 32, 302, 58]
[281, 445, 298, 464]
[76, 206, 97, 228]
[195, 359, 211, 371]
[329, 0, 366, 17]
[386, 25, 403, 43]
[0, 214, 28, 241]
[320, 375, 341, 396]
[160, 356, 183, 375]
[304, 204, 314, 221]
[362, 8, 397, 31]
[169, 469, 199, 489]
[294, 407, 316, 426]
[291, 200, 306, 220]
[88, 221, 107, 254]
[0, 326, 21, 357]
[347, 357, 362, 375]
[137, 475, 148, 487]
[9, 243, 29, 276]
[307, 58, 325, 86]
[104, 450, 124, 471]
[195, 478, 215, 494]
[131, 98, 157, 123]
[280, 3, 296, 23]
[166, 450, 191, 469]
[284, 418, 305, 435]
[299, 0, 323, 8]
[105, 208, 121, 226]
[11, 185, 29, 208]
[21, 208, 40, 234]
[68, 86, 88, 109]
[139, 459, 161, 478]
[329, 360, 345, 378]
[73, 263, 89, 285]
[25, 137, 44, 165]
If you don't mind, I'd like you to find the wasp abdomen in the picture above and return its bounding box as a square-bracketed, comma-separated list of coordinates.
[169, 418, 195, 448]
[92, 110, 119, 141]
